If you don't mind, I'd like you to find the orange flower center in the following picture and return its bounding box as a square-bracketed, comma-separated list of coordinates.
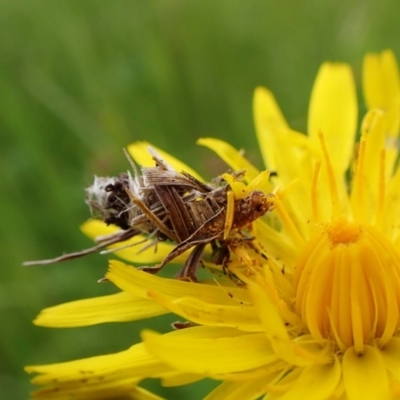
[294, 216, 400, 353]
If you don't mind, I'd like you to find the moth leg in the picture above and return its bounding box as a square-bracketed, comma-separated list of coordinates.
[139, 208, 225, 276]
[138, 264, 164, 274]
[171, 321, 197, 329]
[210, 240, 233, 277]
[175, 242, 207, 281]
[139, 235, 217, 276]
[23, 228, 139, 266]
[210, 240, 230, 266]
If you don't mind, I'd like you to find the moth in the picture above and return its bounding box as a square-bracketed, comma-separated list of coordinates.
[24, 148, 274, 280]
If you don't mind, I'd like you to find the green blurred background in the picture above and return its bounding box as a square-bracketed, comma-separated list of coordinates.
[1, 1, 400, 398]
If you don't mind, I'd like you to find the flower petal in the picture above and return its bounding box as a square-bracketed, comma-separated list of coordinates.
[342, 345, 390, 400]
[127, 141, 203, 181]
[147, 290, 262, 332]
[253, 87, 318, 237]
[363, 51, 400, 180]
[160, 372, 204, 387]
[107, 260, 251, 305]
[26, 343, 172, 400]
[127, 387, 166, 400]
[377, 337, 400, 381]
[197, 138, 260, 182]
[363, 49, 400, 137]
[353, 109, 387, 224]
[254, 219, 299, 268]
[34, 292, 167, 328]
[253, 88, 312, 185]
[30, 385, 165, 400]
[247, 170, 275, 194]
[245, 276, 289, 341]
[308, 62, 357, 176]
[142, 326, 277, 375]
[80, 220, 188, 264]
[266, 359, 341, 400]
[204, 379, 266, 400]
[245, 275, 327, 366]
[253, 86, 289, 171]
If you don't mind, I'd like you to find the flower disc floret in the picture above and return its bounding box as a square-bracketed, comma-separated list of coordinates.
[295, 216, 400, 353]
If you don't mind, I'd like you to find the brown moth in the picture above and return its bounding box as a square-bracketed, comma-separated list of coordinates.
[24, 148, 274, 280]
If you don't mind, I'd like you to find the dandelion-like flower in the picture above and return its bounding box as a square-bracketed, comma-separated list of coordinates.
[27, 50, 400, 400]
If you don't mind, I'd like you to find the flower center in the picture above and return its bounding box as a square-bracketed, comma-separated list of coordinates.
[325, 217, 361, 245]
[294, 216, 400, 353]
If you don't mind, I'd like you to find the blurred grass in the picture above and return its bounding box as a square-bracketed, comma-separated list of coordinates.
[1, 0, 400, 398]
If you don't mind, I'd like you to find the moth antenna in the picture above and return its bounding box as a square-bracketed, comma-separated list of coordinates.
[123, 148, 144, 188]
[147, 146, 173, 171]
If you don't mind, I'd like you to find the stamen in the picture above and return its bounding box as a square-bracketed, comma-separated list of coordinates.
[311, 161, 321, 223]
[273, 200, 305, 248]
[327, 307, 347, 352]
[318, 131, 341, 218]
[352, 138, 367, 222]
[223, 191, 235, 239]
[367, 277, 378, 341]
[349, 249, 365, 354]
[374, 149, 386, 230]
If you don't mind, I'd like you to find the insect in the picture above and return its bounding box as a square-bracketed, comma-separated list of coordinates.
[24, 148, 274, 280]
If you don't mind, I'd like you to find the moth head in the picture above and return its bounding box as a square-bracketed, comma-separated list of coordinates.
[85, 174, 132, 230]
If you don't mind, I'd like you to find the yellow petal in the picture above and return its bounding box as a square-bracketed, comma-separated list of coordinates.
[266, 359, 341, 400]
[246, 277, 289, 342]
[26, 343, 172, 399]
[80, 220, 188, 264]
[26, 343, 166, 381]
[224, 190, 235, 237]
[253, 86, 289, 170]
[253, 87, 317, 235]
[221, 173, 250, 199]
[342, 345, 390, 400]
[363, 49, 400, 137]
[385, 167, 400, 242]
[204, 379, 266, 400]
[246, 277, 324, 367]
[34, 292, 167, 328]
[148, 290, 262, 332]
[363, 50, 400, 179]
[308, 62, 357, 176]
[30, 385, 165, 400]
[106, 260, 251, 305]
[160, 372, 203, 387]
[254, 219, 299, 268]
[352, 109, 386, 223]
[142, 326, 276, 375]
[127, 141, 203, 181]
[377, 337, 400, 381]
[211, 362, 287, 382]
[253, 89, 313, 189]
[128, 387, 166, 400]
[247, 170, 274, 194]
[197, 138, 260, 181]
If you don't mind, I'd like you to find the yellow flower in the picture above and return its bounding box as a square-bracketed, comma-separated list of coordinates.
[27, 50, 400, 400]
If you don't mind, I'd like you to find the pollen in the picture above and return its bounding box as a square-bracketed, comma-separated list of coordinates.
[325, 216, 361, 245]
[295, 216, 400, 354]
